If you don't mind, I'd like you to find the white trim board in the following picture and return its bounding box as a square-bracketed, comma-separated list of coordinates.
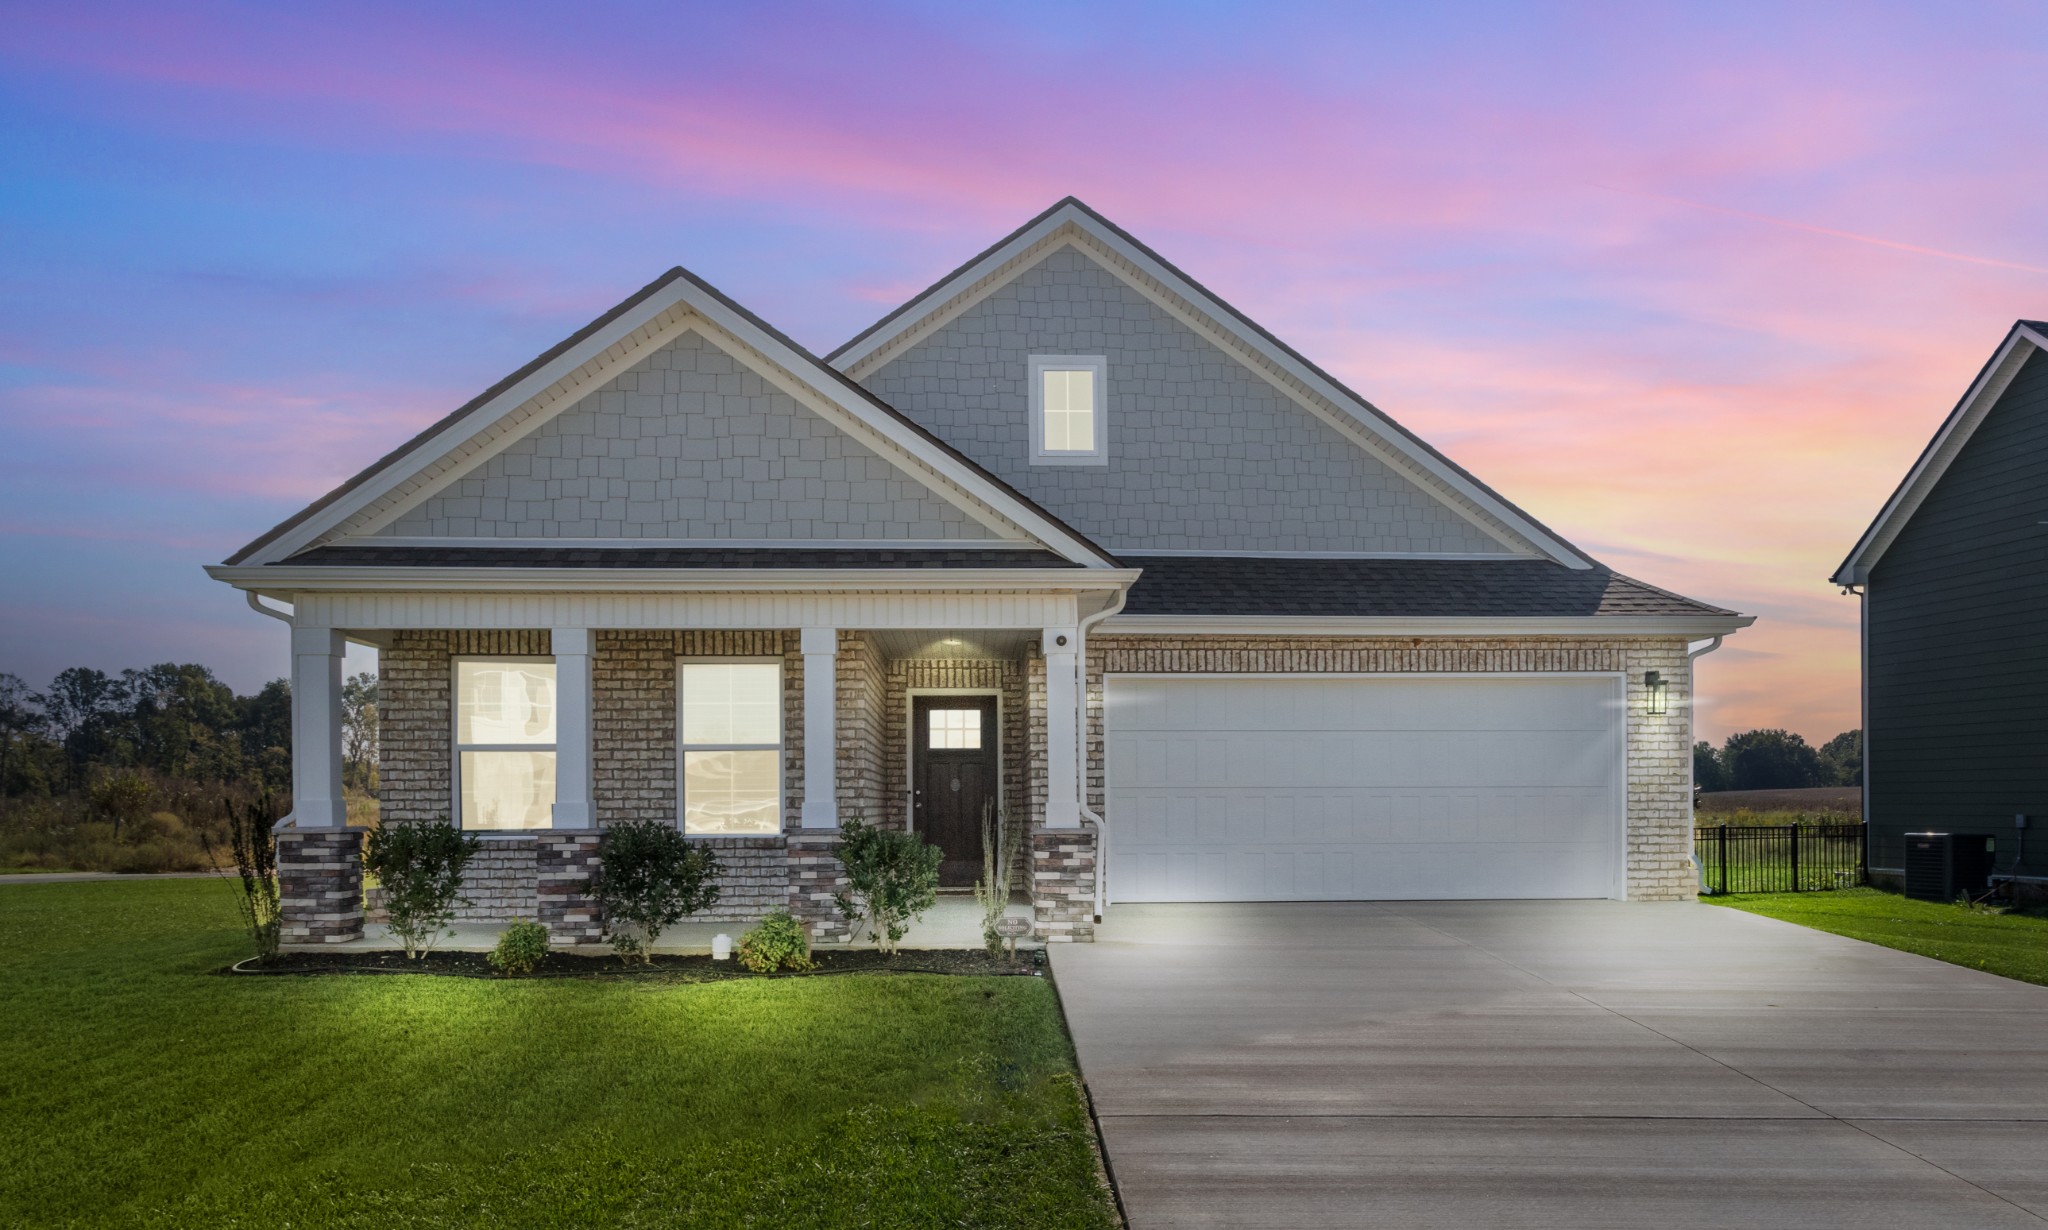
[829, 199, 1594, 570]
[1833, 323, 2047, 586]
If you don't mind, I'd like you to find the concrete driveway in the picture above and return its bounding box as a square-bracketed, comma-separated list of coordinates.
[1048, 901, 2048, 1229]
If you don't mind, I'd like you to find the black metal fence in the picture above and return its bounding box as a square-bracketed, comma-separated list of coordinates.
[1695, 824, 1866, 894]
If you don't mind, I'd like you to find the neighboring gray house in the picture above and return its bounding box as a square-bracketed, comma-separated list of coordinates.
[1834, 320, 2048, 890]
[207, 198, 1751, 946]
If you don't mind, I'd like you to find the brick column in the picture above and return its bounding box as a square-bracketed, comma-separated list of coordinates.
[536, 831, 604, 945]
[1031, 828, 1096, 942]
[786, 832, 852, 943]
[277, 828, 364, 944]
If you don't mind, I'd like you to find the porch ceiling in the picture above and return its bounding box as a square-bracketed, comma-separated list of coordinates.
[872, 629, 1037, 661]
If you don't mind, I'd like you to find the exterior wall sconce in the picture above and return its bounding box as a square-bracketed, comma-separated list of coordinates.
[1644, 671, 1668, 716]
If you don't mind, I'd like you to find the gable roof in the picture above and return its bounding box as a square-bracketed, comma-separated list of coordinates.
[1832, 320, 2048, 586]
[225, 267, 1121, 569]
[1117, 555, 1741, 620]
[828, 196, 1597, 570]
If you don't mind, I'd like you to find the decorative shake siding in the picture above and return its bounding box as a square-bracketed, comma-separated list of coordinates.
[860, 245, 1513, 556]
[879, 656, 1031, 889]
[1087, 635, 1700, 902]
[380, 630, 551, 823]
[380, 330, 999, 542]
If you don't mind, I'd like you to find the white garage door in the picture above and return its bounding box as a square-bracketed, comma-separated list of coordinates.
[1106, 675, 1624, 902]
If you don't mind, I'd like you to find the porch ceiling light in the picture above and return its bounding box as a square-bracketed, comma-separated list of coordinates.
[1644, 670, 1668, 716]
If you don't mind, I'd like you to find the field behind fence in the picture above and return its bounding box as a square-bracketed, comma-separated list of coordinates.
[1695, 823, 1866, 894]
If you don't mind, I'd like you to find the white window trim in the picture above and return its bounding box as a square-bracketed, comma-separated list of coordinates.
[451, 654, 557, 834]
[676, 656, 786, 837]
[1028, 354, 1108, 466]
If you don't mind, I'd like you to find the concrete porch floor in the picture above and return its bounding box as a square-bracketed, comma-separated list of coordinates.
[296, 893, 1042, 954]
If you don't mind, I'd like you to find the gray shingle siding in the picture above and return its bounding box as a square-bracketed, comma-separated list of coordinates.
[859, 245, 1516, 556]
[380, 330, 1000, 542]
[1867, 347, 2048, 875]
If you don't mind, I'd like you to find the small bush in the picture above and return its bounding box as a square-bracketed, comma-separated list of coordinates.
[832, 817, 942, 956]
[205, 791, 282, 961]
[362, 818, 479, 959]
[488, 920, 551, 976]
[593, 819, 723, 965]
[737, 910, 814, 973]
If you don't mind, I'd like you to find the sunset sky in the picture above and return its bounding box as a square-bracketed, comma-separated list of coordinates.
[3, 1, 2044, 744]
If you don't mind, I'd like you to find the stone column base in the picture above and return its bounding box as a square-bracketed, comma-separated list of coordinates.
[277, 828, 365, 944]
[786, 831, 853, 944]
[536, 831, 604, 946]
[1031, 828, 1096, 943]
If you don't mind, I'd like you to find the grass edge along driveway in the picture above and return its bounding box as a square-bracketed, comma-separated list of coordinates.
[0, 880, 1118, 1229]
[1708, 885, 2048, 987]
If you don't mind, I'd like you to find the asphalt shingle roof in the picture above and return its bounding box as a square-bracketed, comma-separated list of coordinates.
[282, 545, 1084, 570]
[1117, 556, 1735, 618]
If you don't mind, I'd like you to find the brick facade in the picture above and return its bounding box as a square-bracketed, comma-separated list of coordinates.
[535, 831, 603, 945]
[1031, 827, 1096, 942]
[277, 829, 365, 945]
[343, 624, 1697, 950]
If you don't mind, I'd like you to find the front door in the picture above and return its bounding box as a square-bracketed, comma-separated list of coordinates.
[913, 696, 999, 887]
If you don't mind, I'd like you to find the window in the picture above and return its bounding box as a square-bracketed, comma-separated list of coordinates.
[1029, 355, 1107, 465]
[679, 661, 783, 834]
[454, 658, 556, 830]
[928, 708, 982, 749]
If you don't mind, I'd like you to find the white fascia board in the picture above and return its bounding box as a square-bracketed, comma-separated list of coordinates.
[206, 564, 1142, 595]
[1101, 613, 1756, 638]
[834, 202, 1592, 570]
[676, 291, 1115, 568]
[1832, 327, 2040, 586]
[250, 291, 692, 566]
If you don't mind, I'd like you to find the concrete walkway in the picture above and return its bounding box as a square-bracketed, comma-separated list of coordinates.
[1049, 901, 2048, 1229]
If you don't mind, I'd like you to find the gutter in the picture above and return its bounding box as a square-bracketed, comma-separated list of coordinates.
[1075, 588, 1129, 924]
[206, 564, 1143, 594]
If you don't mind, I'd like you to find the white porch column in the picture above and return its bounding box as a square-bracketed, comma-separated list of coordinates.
[1043, 627, 1081, 829]
[551, 628, 594, 828]
[289, 626, 347, 828]
[800, 627, 839, 828]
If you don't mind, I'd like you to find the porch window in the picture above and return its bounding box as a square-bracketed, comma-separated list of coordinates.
[1029, 355, 1107, 465]
[928, 707, 982, 749]
[678, 661, 783, 835]
[454, 658, 556, 830]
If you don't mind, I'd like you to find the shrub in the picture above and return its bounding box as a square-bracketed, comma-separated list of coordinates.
[362, 817, 479, 959]
[205, 791, 282, 961]
[973, 800, 1017, 958]
[593, 819, 723, 965]
[488, 920, 551, 976]
[832, 817, 941, 956]
[737, 909, 814, 973]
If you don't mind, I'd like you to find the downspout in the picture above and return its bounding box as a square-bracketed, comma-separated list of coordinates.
[1686, 635, 1724, 892]
[246, 591, 294, 624]
[1076, 587, 1129, 924]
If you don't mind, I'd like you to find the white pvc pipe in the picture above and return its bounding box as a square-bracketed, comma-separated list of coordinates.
[1075, 588, 1129, 922]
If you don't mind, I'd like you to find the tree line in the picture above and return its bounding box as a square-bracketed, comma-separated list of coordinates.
[1694, 728, 1860, 793]
[0, 665, 379, 802]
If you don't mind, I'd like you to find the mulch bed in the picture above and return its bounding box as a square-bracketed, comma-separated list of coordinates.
[224, 947, 1043, 981]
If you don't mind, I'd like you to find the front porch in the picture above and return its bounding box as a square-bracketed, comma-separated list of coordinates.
[274, 616, 1105, 950]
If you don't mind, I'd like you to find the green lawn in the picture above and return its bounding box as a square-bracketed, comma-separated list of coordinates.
[0, 881, 1119, 1228]
[1707, 886, 2048, 986]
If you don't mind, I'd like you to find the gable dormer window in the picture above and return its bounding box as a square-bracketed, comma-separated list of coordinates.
[1029, 355, 1108, 465]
